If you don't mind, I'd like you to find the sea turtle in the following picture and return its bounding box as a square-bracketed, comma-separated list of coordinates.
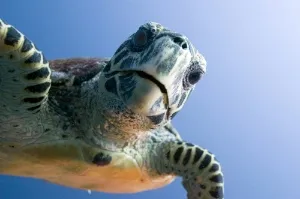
[0, 19, 224, 199]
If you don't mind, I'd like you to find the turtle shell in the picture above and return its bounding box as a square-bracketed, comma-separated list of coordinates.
[50, 57, 109, 87]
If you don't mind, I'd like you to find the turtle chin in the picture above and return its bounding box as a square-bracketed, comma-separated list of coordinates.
[119, 71, 168, 125]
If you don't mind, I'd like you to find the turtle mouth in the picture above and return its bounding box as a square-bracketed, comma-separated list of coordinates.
[105, 70, 171, 118]
[135, 71, 171, 119]
[135, 71, 170, 114]
[135, 71, 167, 95]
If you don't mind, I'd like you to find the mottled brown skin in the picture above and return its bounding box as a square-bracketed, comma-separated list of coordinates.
[50, 58, 107, 85]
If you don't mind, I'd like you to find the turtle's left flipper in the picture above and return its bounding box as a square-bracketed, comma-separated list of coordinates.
[0, 19, 51, 116]
[152, 140, 224, 199]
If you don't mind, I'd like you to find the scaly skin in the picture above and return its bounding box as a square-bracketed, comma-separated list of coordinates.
[150, 136, 224, 199]
[0, 19, 224, 199]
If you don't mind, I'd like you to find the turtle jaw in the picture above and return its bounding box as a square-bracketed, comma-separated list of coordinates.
[134, 70, 171, 117]
[113, 70, 170, 123]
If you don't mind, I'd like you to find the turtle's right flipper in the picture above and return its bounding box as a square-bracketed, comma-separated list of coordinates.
[151, 139, 224, 199]
[0, 19, 51, 116]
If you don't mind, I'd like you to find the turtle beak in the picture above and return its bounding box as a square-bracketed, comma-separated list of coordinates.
[135, 71, 169, 107]
[132, 71, 175, 126]
[109, 69, 171, 122]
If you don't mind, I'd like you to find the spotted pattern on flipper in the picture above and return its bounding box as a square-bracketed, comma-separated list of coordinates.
[21, 37, 33, 52]
[162, 141, 224, 199]
[209, 173, 223, 183]
[23, 96, 45, 103]
[27, 104, 41, 111]
[25, 82, 51, 93]
[24, 51, 41, 64]
[0, 19, 51, 113]
[4, 26, 21, 46]
[25, 67, 50, 80]
[209, 163, 220, 173]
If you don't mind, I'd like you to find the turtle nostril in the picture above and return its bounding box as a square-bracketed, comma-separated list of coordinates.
[173, 37, 188, 50]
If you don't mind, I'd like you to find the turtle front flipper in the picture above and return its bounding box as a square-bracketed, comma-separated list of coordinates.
[0, 19, 51, 115]
[152, 140, 224, 199]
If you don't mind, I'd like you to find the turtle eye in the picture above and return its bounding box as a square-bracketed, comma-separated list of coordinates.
[133, 29, 148, 47]
[187, 70, 202, 85]
[183, 68, 203, 89]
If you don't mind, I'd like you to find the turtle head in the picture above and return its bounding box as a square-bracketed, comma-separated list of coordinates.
[98, 22, 206, 129]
